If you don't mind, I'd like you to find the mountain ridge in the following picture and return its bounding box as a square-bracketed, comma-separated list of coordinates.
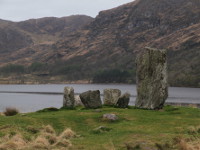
[0, 0, 200, 87]
[0, 15, 94, 65]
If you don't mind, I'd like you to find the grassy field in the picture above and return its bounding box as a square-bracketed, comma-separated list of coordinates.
[1, 106, 200, 150]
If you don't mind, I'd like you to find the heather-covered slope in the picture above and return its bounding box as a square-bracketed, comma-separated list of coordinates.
[54, 0, 200, 86]
[0, 15, 94, 65]
[0, 0, 200, 86]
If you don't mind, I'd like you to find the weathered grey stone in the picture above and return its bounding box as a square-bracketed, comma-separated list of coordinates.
[74, 95, 83, 107]
[135, 47, 168, 109]
[80, 90, 102, 109]
[63, 87, 75, 108]
[116, 92, 130, 108]
[103, 89, 121, 105]
[102, 114, 119, 121]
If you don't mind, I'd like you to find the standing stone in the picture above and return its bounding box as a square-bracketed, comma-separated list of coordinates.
[103, 89, 121, 105]
[80, 90, 102, 109]
[135, 47, 168, 109]
[74, 95, 83, 107]
[63, 87, 75, 108]
[116, 92, 130, 108]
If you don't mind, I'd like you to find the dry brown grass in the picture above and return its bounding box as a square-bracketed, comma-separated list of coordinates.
[0, 112, 5, 116]
[0, 125, 76, 150]
[173, 135, 200, 150]
[42, 124, 55, 134]
[55, 139, 72, 148]
[0, 134, 27, 150]
[59, 128, 76, 139]
[32, 136, 50, 149]
[187, 126, 198, 134]
[177, 139, 200, 150]
[103, 140, 116, 150]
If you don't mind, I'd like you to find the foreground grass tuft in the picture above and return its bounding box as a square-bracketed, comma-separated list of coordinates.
[0, 125, 75, 150]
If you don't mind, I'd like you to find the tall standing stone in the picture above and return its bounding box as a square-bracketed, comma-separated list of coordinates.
[135, 47, 168, 109]
[63, 87, 75, 108]
[103, 89, 121, 105]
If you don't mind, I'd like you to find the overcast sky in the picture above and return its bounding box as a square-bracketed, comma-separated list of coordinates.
[0, 0, 134, 22]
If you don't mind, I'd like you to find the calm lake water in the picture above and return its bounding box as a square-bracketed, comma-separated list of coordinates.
[0, 84, 200, 112]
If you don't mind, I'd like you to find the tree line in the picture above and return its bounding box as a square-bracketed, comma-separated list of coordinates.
[0, 63, 199, 87]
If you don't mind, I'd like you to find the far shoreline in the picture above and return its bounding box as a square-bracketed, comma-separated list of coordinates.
[0, 82, 200, 89]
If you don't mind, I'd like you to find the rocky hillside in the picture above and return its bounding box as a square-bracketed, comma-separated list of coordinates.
[0, 15, 94, 64]
[0, 0, 200, 87]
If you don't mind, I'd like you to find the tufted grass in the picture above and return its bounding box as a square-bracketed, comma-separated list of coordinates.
[0, 105, 200, 149]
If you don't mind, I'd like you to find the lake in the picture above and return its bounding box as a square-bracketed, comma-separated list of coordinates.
[0, 84, 200, 112]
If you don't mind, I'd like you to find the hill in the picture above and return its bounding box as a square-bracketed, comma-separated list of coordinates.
[0, 0, 200, 87]
[0, 15, 94, 65]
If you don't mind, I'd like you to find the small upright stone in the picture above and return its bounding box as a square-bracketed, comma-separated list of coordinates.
[63, 87, 75, 108]
[80, 90, 102, 109]
[116, 92, 130, 108]
[74, 95, 83, 107]
[135, 47, 168, 109]
[103, 89, 121, 105]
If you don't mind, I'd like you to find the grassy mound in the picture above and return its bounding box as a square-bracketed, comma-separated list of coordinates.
[0, 106, 200, 149]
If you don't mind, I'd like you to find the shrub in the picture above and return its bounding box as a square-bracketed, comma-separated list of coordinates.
[93, 69, 133, 83]
[28, 62, 46, 72]
[0, 64, 25, 74]
[3, 107, 19, 116]
[37, 107, 59, 113]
